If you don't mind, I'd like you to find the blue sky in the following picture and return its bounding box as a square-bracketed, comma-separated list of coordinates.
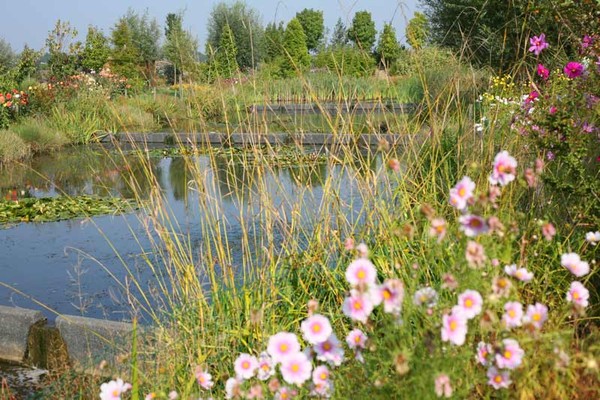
[1, 0, 420, 51]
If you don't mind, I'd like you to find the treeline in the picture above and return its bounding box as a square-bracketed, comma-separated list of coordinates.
[0, 2, 432, 89]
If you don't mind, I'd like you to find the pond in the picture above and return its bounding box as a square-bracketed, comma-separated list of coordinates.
[0, 145, 388, 322]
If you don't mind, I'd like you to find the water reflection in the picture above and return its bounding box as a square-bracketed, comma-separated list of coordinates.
[0, 145, 386, 321]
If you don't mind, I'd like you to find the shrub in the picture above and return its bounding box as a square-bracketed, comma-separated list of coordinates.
[0, 129, 29, 162]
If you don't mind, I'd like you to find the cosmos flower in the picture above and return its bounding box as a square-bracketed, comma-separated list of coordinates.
[434, 374, 453, 398]
[502, 301, 524, 329]
[441, 308, 468, 346]
[195, 366, 214, 390]
[312, 365, 330, 385]
[477, 342, 493, 366]
[280, 352, 312, 386]
[346, 329, 367, 350]
[537, 64, 549, 80]
[449, 176, 475, 210]
[314, 334, 344, 366]
[524, 303, 548, 330]
[429, 218, 447, 243]
[489, 151, 517, 186]
[585, 231, 600, 246]
[487, 367, 512, 389]
[459, 215, 490, 237]
[257, 352, 275, 381]
[301, 314, 333, 345]
[495, 339, 524, 370]
[564, 61, 584, 78]
[234, 353, 258, 380]
[529, 34, 549, 55]
[561, 253, 590, 277]
[100, 379, 132, 400]
[345, 258, 377, 287]
[567, 281, 589, 308]
[343, 291, 375, 323]
[457, 290, 483, 319]
[504, 264, 534, 282]
[378, 279, 405, 314]
[413, 287, 439, 308]
[466, 241, 486, 268]
[268, 332, 301, 364]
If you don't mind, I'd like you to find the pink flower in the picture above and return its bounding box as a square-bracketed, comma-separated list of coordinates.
[537, 64, 549, 80]
[356, 242, 369, 258]
[457, 290, 483, 319]
[504, 264, 534, 282]
[459, 215, 489, 237]
[561, 252, 590, 277]
[280, 352, 312, 386]
[487, 367, 512, 389]
[268, 332, 301, 364]
[529, 33, 549, 55]
[378, 279, 405, 314]
[586, 231, 600, 245]
[312, 365, 330, 385]
[489, 151, 517, 186]
[434, 374, 453, 398]
[226, 377, 242, 399]
[314, 334, 344, 366]
[343, 291, 374, 323]
[502, 301, 523, 328]
[195, 366, 214, 390]
[567, 281, 589, 308]
[477, 342, 493, 366]
[495, 339, 524, 369]
[346, 329, 367, 350]
[234, 353, 258, 380]
[441, 308, 468, 346]
[466, 241, 486, 268]
[345, 258, 377, 287]
[100, 379, 132, 400]
[257, 352, 275, 381]
[275, 386, 297, 400]
[524, 303, 548, 330]
[564, 61, 584, 78]
[542, 222, 556, 241]
[429, 218, 447, 242]
[301, 314, 333, 345]
[343, 238, 355, 251]
[449, 176, 475, 210]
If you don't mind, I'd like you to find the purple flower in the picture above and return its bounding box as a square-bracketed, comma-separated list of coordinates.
[564, 61, 584, 78]
[529, 34, 549, 55]
[459, 215, 489, 237]
[487, 367, 512, 389]
[581, 35, 594, 49]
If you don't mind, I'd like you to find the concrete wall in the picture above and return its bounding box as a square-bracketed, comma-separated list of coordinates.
[0, 306, 138, 373]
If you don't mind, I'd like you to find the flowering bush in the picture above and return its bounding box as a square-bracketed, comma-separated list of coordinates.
[0, 88, 29, 128]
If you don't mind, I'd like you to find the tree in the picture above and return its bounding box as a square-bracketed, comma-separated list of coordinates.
[164, 13, 199, 84]
[81, 26, 110, 72]
[280, 18, 310, 77]
[347, 11, 377, 51]
[46, 20, 82, 79]
[295, 9, 324, 53]
[14, 45, 41, 83]
[123, 9, 161, 84]
[406, 12, 429, 50]
[264, 22, 285, 62]
[0, 39, 15, 71]
[330, 18, 348, 48]
[214, 24, 239, 78]
[111, 18, 142, 83]
[206, 1, 264, 70]
[376, 23, 401, 70]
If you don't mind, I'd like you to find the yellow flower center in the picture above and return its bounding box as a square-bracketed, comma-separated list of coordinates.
[436, 225, 445, 233]
[323, 342, 332, 351]
[508, 310, 516, 318]
[494, 375, 502, 384]
[320, 372, 327, 380]
[459, 187, 466, 197]
[449, 321, 458, 331]
[357, 270, 366, 280]
[498, 279, 508, 288]
[262, 364, 270, 371]
[242, 361, 250, 369]
[280, 344, 288, 352]
[383, 289, 392, 300]
[533, 313, 541, 322]
[573, 292, 580, 300]
[353, 300, 363, 310]
[465, 299, 473, 308]
[291, 364, 300, 372]
[312, 324, 322, 333]
[354, 336, 361, 343]
[504, 351, 512, 359]
[113, 390, 120, 397]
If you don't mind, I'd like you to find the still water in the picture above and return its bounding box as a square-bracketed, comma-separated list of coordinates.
[0, 145, 386, 321]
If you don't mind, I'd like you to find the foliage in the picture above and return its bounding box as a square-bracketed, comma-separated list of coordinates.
[214, 24, 239, 79]
[123, 9, 161, 83]
[405, 12, 429, 50]
[330, 18, 348, 49]
[376, 23, 401, 70]
[0, 38, 15, 71]
[279, 18, 310, 78]
[347, 11, 377, 52]
[111, 18, 144, 86]
[264, 22, 285, 63]
[0, 196, 134, 224]
[163, 13, 199, 84]
[314, 47, 376, 78]
[295, 8, 325, 53]
[45, 20, 82, 79]
[13, 45, 41, 84]
[0, 128, 29, 162]
[206, 1, 264, 70]
[81, 26, 111, 72]
[420, 0, 600, 70]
